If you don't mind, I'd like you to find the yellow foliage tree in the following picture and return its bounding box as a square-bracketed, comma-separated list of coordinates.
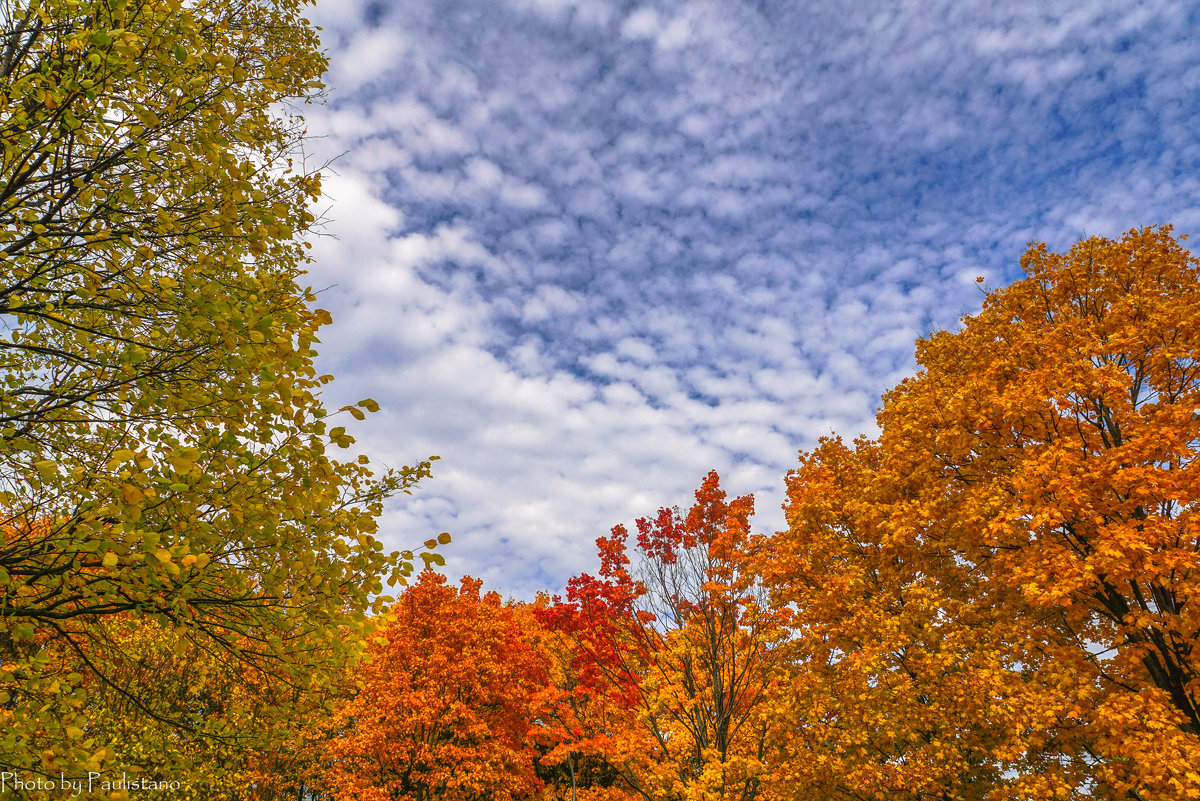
[0, 0, 435, 782]
[58, 615, 342, 801]
[756, 437, 1096, 800]
[758, 226, 1200, 800]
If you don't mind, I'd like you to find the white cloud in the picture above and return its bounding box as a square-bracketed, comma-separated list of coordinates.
[327, 28, 411, 93]
[302, 0, 1200, 598]
[621, 8, 662, 40]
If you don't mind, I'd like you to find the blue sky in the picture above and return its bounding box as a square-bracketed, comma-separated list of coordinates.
[300, 0, 1200, 597]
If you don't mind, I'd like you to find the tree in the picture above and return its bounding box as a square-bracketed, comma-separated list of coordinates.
[758, 226, 1200, 800]
[49, 613, 341, 801]
[542, 472, 785, 801]
[534, 604, 643, 801]
[755, 437, 1092, 801]
[0, 0, 435, 777]
[319, 573, 555, 801]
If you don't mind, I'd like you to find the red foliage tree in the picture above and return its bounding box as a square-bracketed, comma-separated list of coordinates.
[541, 472, 785, 801]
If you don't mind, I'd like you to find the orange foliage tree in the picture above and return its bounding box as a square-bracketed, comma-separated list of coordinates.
[757, 226, 1200, 800]
[755, 437, 1090, 800]
[542, 472, 785, 801]
[319, 572, 557, 801]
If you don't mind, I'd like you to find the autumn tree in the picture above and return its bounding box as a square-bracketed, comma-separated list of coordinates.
[754, 438, 1092, 800]
[533, 611, 642, 801]
[319, 572, 555, 801]
[26, 613, 344, 801]
[0, 0, 436, 779]
[759, 226, 1200, 800]
[543, 472, 785, 801]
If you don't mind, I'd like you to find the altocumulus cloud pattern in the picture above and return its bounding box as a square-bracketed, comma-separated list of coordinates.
[301, 0, 1200, 597]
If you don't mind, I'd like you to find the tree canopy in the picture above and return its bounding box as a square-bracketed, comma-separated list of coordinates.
[3, 1, 1198, 795]
[320, 573, 557, 801]
[0, 0, 435, 780]
[757, 225, 1200, 800]
[259, 226, 1200, 801]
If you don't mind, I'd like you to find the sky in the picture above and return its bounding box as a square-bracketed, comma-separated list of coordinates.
[298, 0, 1200, 598]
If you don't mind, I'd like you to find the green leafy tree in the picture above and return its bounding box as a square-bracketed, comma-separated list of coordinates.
[0, 0, 436, 780]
